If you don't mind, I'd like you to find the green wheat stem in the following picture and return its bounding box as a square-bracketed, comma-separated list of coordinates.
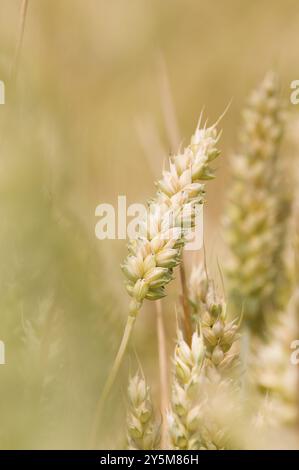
[156, 299, 169, 449]
[180, 260, 192, 345]
[89, 313, 136, 449]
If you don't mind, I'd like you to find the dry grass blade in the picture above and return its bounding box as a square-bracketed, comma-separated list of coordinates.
[11, 0, 29, 82]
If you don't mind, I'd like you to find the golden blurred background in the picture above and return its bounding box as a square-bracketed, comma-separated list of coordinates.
[0, 0, 298, 449]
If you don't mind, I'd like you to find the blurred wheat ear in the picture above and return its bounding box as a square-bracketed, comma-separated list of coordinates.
[188, 265, 240, 378]
[168, 329, 205, 450]
[250, 297, 299, 428]
[126, 371, 159, 450]
[224, 72, 292, 334]
[168, 266, 241, 450]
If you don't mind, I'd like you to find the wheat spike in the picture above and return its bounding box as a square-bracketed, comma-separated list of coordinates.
[126, 372, 158, 450]
[189, 265, 240, 379]
[251, 299, 298, 427]
[182, 265, 242, 449]
[167, 329, 205, 450]
[91, 118, 222, 446]
[122, 122, 221, 317]
[225, 72, 290, 331]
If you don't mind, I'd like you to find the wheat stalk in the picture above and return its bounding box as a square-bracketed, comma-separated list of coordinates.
[157, 56, 195, 345]
[156, 300, 169, 449]
[11, 0, 29, 82]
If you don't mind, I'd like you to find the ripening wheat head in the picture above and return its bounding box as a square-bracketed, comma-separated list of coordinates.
[184, 265, 243, 449]
[251, 225, 299, 428]
[167, 266, 241, 451]
[189, 265, 240, 380]
[92, 117, 222, 443]
[122, 122, 221, 318]
[251, 299, 298, 428]
[167, 329, 205, 450]
[126, 372, 158, 450]
[168, 276, 241, 450]
[225, 72, 291, 330]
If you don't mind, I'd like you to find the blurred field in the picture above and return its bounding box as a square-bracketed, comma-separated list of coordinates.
[0, 0, 299, 449]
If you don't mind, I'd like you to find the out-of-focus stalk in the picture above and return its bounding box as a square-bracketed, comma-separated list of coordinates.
[11, 0, 29, 82]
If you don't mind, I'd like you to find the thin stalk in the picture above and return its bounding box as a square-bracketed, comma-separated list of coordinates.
[157, 54, 180, 152]
[295, 290, 299, 430]
[240, 324, 251, 397]
[179, 259, 192, 345]
[156, 300, 169, 449]
[11, 0, 29, 82]
[89, 314, 136, 449]
[295, 233, 299, 428]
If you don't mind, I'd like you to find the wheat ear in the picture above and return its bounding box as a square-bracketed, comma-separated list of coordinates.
[189, 266, 240, 378]
[90, 120, 221, 446]
[252, 298, 298, 427]
[168, 329, 205, 449]
[187, 265, 242, 449]
[225, 72, 289, 331]
[127, 372, 158, 450]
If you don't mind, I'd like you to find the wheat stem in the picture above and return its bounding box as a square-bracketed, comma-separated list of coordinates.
[11, 0, 29, 82]
[89, 314, 136, 448]
[156, 299, 169, 449]
[157, 58, 192, 346]
[180, 260, 192, 345]
[157, 54, 180, 152]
